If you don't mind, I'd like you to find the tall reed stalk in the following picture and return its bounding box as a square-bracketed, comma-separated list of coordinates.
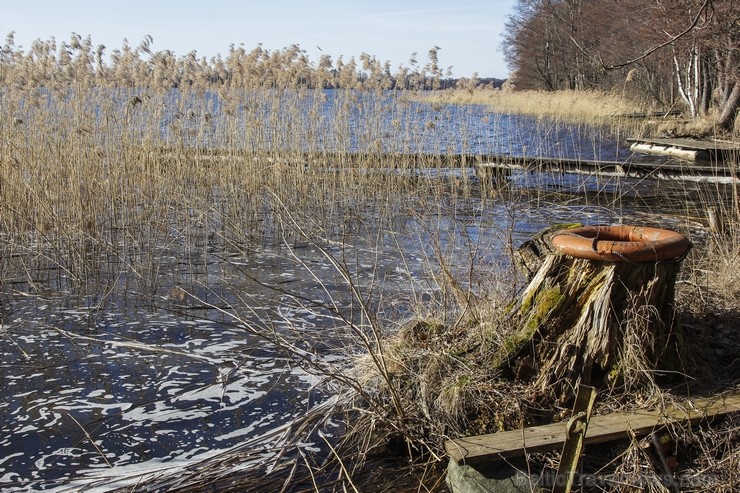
[1, 33, 737, 493]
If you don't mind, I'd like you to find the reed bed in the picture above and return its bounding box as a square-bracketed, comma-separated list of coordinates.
[1, 35, 738, 493]
[427, 88, 645, 121]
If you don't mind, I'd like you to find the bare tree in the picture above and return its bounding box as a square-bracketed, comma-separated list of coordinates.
[502, 0, 739, 130]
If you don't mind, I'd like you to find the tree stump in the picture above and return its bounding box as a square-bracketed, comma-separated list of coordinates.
[505, 225, 691, 404]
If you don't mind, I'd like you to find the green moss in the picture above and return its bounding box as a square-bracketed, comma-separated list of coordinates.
[501, 328, 534, 356]
[502, 285, 565, 357]
[528, 285, 564, 329]
[520, 290, 535, 315]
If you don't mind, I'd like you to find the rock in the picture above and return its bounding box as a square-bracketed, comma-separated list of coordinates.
[445, 459, 543, 493]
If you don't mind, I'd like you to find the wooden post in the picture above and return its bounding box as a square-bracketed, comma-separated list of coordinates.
[553, 384, 596, 493]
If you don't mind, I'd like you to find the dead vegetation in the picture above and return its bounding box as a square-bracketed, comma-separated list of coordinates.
[1, 33, 738, 493]
[426, 87, 740, 141]
[426, 88, 646, 122]
[117, 206, 739, 493]
[323, 231, 739, 493]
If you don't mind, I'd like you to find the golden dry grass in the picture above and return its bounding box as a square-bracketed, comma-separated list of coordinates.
[1, 33, 738, 493]
[426, 88, 646, 120]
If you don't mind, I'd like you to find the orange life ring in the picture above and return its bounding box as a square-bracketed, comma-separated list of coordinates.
[549, 225, 691, 262]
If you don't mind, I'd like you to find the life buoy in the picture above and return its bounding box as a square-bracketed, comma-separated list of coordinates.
[549, 225, 691, 262]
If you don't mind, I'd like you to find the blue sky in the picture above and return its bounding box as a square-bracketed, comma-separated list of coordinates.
[1, 1, 516, 78]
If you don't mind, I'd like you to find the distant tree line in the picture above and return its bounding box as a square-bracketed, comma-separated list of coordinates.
[501, 0, 739, 129]
[0, 33, 493, 93]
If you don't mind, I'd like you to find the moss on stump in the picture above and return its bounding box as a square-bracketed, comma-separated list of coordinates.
[502, 232, 688, 404]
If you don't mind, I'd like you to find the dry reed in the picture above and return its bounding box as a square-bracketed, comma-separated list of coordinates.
[0, 32, 738, 493]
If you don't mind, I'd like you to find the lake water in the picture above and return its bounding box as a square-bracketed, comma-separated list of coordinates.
[0, 90, 713, 491]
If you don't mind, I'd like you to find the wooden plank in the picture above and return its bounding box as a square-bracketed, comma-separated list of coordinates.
[629, 142, 710, 161]
[475, 159, 739, 183]
[625, 161, 739, 177]
[626, 137, 740, 152]
[475, 158, 627, 174]
[445, 393, 740, 466]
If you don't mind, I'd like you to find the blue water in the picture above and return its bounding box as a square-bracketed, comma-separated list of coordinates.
[22, 88, 636, 161]
[0, 90, 709, 491]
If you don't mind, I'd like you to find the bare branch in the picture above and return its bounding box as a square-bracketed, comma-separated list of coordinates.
[602, 0, 712, 70]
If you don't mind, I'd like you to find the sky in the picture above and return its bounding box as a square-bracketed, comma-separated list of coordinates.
[1, 0, 516, 78]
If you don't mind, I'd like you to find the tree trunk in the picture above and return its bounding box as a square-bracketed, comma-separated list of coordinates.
[718, 82, 740, 131]
[505, 246, 686, 405]
[699, 54, 713, 115]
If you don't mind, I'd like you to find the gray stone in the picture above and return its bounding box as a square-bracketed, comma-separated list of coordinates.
[445, 459, 544, 493]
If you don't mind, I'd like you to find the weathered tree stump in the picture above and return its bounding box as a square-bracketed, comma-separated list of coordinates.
[505, 225, 691, 404]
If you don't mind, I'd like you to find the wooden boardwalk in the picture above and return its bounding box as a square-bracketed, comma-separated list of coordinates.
[474, 156, 739, 184]
[445, 392, 740, 466]
[150, 146, 740, 183]
[628, 137, 740, 161]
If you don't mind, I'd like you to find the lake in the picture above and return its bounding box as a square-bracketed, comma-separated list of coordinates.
[0, 89, 713, 491]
